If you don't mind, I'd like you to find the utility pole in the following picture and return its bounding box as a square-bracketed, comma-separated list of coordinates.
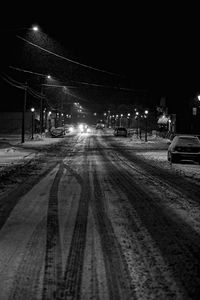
[21, 82, 27, 143]
[40, 84, 44, 134]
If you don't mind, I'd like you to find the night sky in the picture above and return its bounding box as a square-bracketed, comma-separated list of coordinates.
[1, 3, 200, 114]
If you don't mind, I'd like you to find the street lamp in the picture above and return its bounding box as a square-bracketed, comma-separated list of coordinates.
[135, 111, 139, 138]
[32, 25, 39, 32]
[40, 74, 51, 134]
[21, 83, 27, 144]
[144, 110, 149, 142]
[31, 107, 35, 140]
[120, 114, 123, 126]
[127, 113, 130, 128]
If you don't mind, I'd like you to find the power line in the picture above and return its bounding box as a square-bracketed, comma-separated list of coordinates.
[9, 65, 146, 93]
[27, 87, 43, 100]
[9, 66, 48, 78]
[16, 35, 122, 77]
[1, 72, 48, 101]
[1, 73, 26, 90]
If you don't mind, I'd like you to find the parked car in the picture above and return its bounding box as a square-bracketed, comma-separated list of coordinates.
[50, 127, 65, 138]
[114, 127, 128, 137]
[167, 134, 200, 164]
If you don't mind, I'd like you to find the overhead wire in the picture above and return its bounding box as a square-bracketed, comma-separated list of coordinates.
[1, 72, 48, 101]
[9, 66, 48, 78]
[27, 87, 43, 99]
[9, 65, 143, 93]
[0, 73, 26, 90]
[44, 84, 89, 103]
[16, 35, 122, 77]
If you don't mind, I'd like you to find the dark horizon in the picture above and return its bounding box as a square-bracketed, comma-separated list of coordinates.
[1, 4, 200, 115]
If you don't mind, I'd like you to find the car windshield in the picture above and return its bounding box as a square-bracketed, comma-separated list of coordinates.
[177, 137, 200, 145]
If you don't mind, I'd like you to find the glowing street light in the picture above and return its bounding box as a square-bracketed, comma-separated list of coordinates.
[32, 25, 39, 32]
[120, 114, 123, 126]
[144, 110, 149, 142]
[31, 107, 35, 140]
[127, 113, 131, 128]
[135, 111, 139, 138]
[40, 74, 52, 133]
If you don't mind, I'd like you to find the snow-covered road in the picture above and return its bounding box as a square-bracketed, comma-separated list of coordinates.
[0, 131, 200, 299]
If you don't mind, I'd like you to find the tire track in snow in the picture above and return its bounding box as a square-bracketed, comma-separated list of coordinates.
[55, 138, 90, 300]
[42, 163, 64, 300]
[106, 136, 200, 205]
[8, 217, 47, 300]
[92, 167, 136, 300]
[97, 139, 200, 299]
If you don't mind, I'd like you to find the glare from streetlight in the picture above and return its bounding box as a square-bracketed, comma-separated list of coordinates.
[31, 107, 35, 112]
[197, 95, 200, 101]
[32, 25, 39, 32]
[145, 110, 149, 115]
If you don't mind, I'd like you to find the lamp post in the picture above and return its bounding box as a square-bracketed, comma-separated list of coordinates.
[40, 86, 44, 134]
[40, 75, 51, 134]
[136, 111, 139, 138]
[127, 113, 130, 128]
[144, 110, 149, 142]
[31, 108, 35, 139]
[21, 82, 27, 143]
[120, 114, 123, 126]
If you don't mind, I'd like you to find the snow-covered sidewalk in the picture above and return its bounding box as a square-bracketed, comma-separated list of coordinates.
[0, 147, 36, 166]
[0, 134, 65, 167]
[119, 134, 200, 184]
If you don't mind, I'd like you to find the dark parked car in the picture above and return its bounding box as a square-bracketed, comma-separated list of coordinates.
[167, 135, 200, 164]
[114, 127, 128, 137]
[50, 127, 65, 137]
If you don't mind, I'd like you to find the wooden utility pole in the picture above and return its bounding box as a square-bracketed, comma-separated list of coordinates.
[21, 82, 27, 143]
[40, 84, 44, 134]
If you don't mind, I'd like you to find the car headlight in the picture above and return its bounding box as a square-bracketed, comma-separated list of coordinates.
[79, 124, 83, 131]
